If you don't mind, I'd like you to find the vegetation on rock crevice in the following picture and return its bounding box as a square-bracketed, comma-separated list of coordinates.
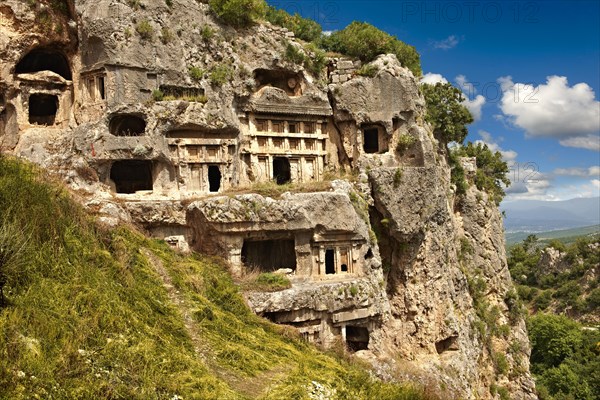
[319, 21, 421, 76]
[454, 142, 511, 205]
[208, 0, 422, 76]
[0, 155, 439, 399]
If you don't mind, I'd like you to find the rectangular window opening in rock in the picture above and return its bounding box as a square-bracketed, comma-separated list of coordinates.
[206, 146, 219, 158]
[346, 326, 369, 352]
[241, 239, 297, 272]
[325, 248, 335, 274]
[97, 76, 105, 100]
[363, 128, 379, 154]
[28, 93, 58, 125]
[110, 160, 153, 194]
[273, 157, 291, 185]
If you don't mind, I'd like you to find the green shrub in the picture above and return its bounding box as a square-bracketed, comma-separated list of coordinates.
[494, 352, 509, 375]
[284, 43, 306, 65]
[265, 6, 322, 42]
[497, 386, 510, 400]
[554, 280, 582, 307]
[448, 150, 468, 196]
[586, 288, 600, 309]
[356, 64, 378, 78]
[208, 0, 266, 28]
[396, 133, 417, 155]
[504, 289, 525, 325]
[320, 21, 421, 76]
[160, 27, 174, 44]
[136, 19, 154, 40]
[151, 89, 164, 101]
[303, 44, 328, 77]
[200, 25, 215, 41]
[209, 64, 232, 86]
[189, 66, 205, 81]
[458, 237, 473, 263]
[393, 168, 402, 188]
[534, 290, 552, 310]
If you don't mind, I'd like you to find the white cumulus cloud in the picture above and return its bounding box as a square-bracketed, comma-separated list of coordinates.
[498, 75, 600, 151]
[463, 94, 486, 121]
[420, 73, 448, 85]
[475, 130, 518, 162]
[454, 75, 485, 121]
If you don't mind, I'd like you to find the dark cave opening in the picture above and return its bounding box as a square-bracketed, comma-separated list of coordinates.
[241, 239, 296, 271]
[273, 157, 291, 185]
[208, 165, 221, 193]
[15, 48, 72, 80]
[28, 94, 58, 125]
[109, 114, 146, 136]
[346, 326, 369, 352]
[110, 160, 153, 193]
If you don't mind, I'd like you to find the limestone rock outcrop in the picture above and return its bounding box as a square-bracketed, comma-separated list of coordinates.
[0, 1, 536, 398]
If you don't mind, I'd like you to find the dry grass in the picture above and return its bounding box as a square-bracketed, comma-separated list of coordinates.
[223, 180, 333, 199]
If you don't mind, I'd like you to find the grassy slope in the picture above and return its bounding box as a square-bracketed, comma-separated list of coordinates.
[0, 156, 434, 400]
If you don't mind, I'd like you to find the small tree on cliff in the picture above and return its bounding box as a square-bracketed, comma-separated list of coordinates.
[421, 82, 473, 145]
[455, 142, 511, 204]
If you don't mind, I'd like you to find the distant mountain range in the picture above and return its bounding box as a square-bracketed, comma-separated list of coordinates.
[501, 197, 600, 232]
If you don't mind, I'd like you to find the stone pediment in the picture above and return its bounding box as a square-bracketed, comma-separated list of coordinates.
[246, 87, 332, 116]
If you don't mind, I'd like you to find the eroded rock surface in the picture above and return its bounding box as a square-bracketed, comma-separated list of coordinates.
[0, 1, 536, 398]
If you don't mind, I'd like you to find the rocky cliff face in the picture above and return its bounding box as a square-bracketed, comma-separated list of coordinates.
[0, 1, 536, 398]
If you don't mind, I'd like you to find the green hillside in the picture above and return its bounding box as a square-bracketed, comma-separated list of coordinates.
[0, 156, 436, 399]
[507, 235, 600, 400]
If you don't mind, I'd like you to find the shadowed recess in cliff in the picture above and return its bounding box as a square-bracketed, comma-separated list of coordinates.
[15, 47, 72, 80]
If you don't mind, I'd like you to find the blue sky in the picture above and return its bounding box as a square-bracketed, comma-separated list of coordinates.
[270, 0, 600, 202]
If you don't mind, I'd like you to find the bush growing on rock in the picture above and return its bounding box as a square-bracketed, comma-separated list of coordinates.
[265, 6, 322, 42]
[136, 19, 154, 40]
[209, 0, 266, 28]
[455, 142, 510, 205]
[320, 21, 421, 76]
[209, 64, 232, 85]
